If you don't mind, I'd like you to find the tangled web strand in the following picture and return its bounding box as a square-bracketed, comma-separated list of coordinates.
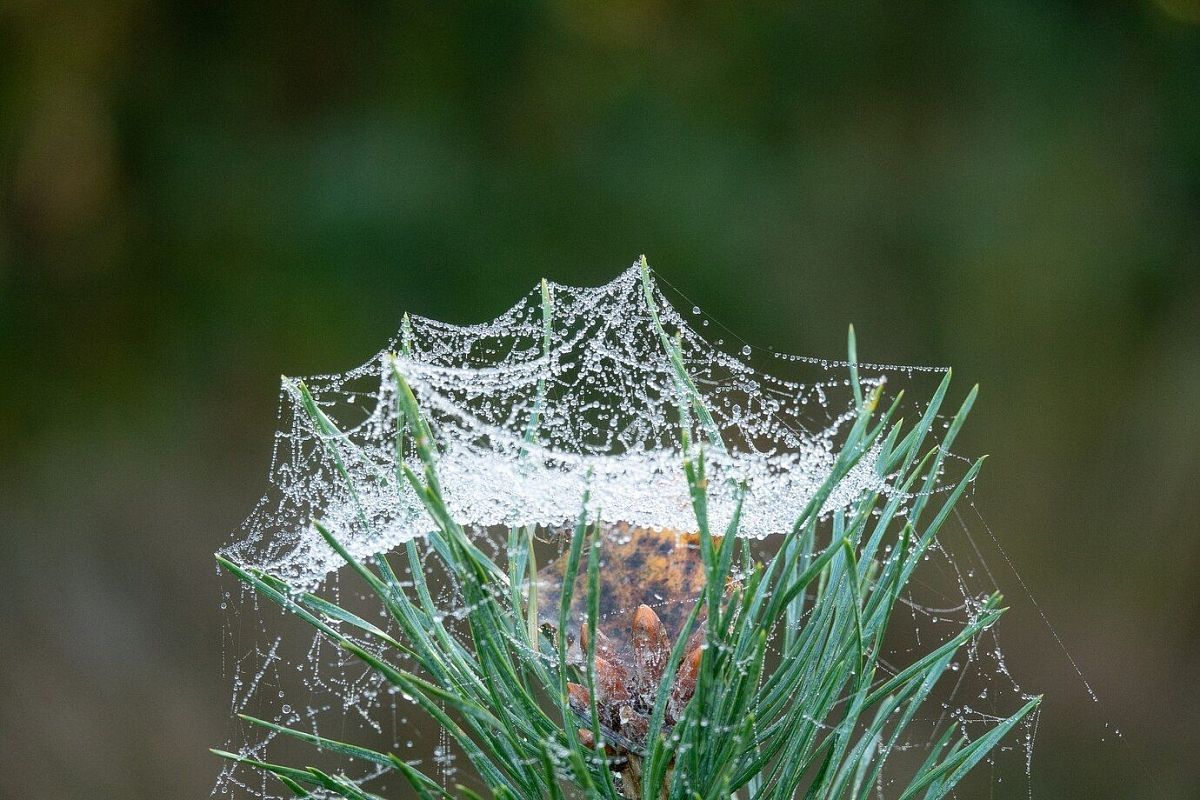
[224, 260, 889, 589]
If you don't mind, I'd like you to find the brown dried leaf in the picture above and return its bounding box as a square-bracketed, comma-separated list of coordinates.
[630, 604, 669, 691]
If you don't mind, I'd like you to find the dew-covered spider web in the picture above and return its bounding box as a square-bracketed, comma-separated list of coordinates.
[216, 261, 1042, 799]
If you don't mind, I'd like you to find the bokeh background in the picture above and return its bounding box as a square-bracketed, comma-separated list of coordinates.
[2, 2, 1198, 798]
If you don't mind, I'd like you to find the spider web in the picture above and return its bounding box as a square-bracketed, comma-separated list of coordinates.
[215, 261, 1039, 799]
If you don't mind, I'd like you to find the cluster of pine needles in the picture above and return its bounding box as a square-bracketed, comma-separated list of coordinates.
[214, 296, 1038, 799]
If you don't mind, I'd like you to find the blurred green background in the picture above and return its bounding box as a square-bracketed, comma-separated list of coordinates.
[1, 1, 1197, 798]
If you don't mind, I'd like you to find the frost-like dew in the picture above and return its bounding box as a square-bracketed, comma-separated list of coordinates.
[215, 260, 1039, 799]
[221, 263, 896, 589]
